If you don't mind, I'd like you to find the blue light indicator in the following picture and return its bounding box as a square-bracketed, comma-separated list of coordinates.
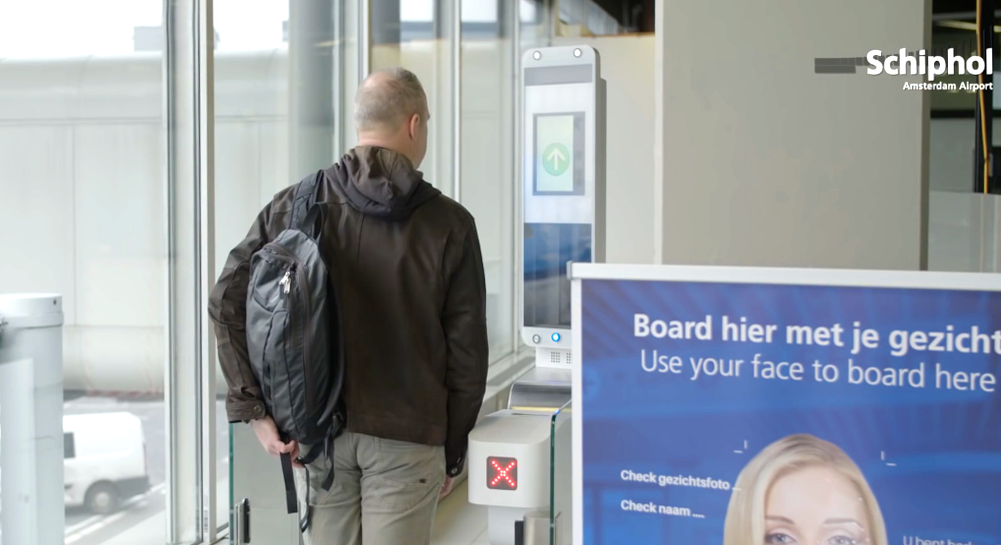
[552, 332, 561, 342]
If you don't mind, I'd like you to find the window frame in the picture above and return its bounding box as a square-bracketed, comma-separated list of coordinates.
[164, 0, 219, 542]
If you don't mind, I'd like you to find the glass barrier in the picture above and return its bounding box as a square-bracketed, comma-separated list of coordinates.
[550, 400, 572, 545]
[229, 423, 234, 545]
[229, 420, 302, 544]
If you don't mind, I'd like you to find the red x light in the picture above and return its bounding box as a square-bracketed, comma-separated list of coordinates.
[486, 456, 518, 490]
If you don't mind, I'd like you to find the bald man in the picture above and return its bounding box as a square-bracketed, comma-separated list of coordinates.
[210, 67, 488, 544]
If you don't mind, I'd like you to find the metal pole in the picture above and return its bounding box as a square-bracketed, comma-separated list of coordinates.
[195, 0, 217, 537]
[359, 0, 371, 79]
[452, 0, 462, 202]
[512, 0, 524, 354]
[974, 0, 994, 193]
[544, 0, 554, 45]
[333, 0, 345, 155]
[290, 0, 336, 177]
[165, 0, 200, 540]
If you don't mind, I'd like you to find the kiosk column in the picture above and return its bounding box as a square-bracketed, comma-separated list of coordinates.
[466, 45, 605, 545]
[0, 294, 65, 545]
[521, 45, 606, 369]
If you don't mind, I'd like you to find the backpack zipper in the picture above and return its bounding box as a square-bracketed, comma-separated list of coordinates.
[280, 269, 292, 294]
[268, 244, 314, 415]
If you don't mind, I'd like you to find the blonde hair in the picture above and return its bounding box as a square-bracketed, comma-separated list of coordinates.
[722, 434, 887, 545]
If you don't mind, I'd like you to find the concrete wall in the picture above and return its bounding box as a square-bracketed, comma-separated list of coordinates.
[655, 0, 930, 270]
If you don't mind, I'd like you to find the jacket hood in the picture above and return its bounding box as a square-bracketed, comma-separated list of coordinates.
[331, 146, 441, 220]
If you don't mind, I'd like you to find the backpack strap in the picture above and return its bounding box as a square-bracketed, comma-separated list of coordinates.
[289, 170, 322, 231]
[319, 433, 336, 490]
[279, 452, 297, 515]
[292, 433, 336, 533]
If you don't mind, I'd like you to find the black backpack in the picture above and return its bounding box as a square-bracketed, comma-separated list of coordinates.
[245, 171, 345, 532]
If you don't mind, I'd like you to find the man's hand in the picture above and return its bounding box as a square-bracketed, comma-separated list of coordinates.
[250, 416, 303, 468]
[439, 476, 454, 500]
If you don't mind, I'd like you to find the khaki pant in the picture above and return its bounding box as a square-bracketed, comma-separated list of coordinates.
[295, 431, 446, 545]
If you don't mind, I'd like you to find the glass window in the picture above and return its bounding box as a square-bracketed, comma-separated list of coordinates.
[372, 0, 516, 362]
[214, 0, 288, 52]
[212, 0, 341, 533]
[521, 0, 541, 24]
[0, 1, 166, 544]
[520, 0, 549, 46]
[372, 0, 457, 199]
[461, 0, 517, 361]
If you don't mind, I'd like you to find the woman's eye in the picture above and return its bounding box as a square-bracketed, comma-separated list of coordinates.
[766, 533, 797, 544]
[828, 535, 858, 545]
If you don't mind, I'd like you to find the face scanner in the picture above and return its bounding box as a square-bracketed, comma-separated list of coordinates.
[467, 46, 605, 545]
[521, 47, 606, 369]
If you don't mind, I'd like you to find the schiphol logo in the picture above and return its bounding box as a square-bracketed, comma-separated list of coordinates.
[815, 48, 994, 92]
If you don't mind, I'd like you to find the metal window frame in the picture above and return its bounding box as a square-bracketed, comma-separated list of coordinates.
[164, 0, 218, 542]
[360, 0, 371, 79]
[452, 0, 462, 202]
[335, 0, 346, 156]
[197, 0, 218, 539]
[512, 0, 524, 356]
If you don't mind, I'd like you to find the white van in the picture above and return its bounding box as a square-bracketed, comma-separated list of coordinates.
[63, 412, 150, 514]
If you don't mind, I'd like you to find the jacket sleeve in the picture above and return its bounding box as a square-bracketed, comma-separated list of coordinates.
[208, 202, 274, 423]
[442, 220, 490, 477]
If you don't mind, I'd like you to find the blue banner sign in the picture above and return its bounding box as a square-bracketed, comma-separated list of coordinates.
[575, 273, 1001, 545]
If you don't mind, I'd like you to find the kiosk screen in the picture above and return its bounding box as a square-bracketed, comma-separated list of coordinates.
[532, 112, 585, 196]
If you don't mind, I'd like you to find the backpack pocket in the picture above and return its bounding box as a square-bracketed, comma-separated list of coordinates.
[250, 257, 293, 312]
[264, 308, 299, 435]
[258, 308, 283, 404]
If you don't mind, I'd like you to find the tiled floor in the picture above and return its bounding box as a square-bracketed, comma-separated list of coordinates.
[432, 479, 490, 545]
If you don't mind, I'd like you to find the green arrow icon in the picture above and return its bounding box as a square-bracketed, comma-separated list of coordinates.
[542, 143, 570, 176]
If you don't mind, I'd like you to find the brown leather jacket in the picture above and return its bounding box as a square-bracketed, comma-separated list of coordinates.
[208, 146, 489, 475]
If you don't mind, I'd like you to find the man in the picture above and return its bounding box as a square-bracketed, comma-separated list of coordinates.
[209, 67, 489, 544]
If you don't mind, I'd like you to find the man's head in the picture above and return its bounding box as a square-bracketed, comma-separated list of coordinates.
[354, 67, 430, 169]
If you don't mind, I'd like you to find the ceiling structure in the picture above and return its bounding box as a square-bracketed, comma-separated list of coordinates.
[933, 0, 980, 16]
[590, 0, 984, 34]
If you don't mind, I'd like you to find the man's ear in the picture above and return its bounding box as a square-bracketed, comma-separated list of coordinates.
[409, 113, 421, 140]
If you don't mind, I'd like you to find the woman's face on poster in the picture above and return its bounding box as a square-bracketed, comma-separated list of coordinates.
[764, 466, 871, 545]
